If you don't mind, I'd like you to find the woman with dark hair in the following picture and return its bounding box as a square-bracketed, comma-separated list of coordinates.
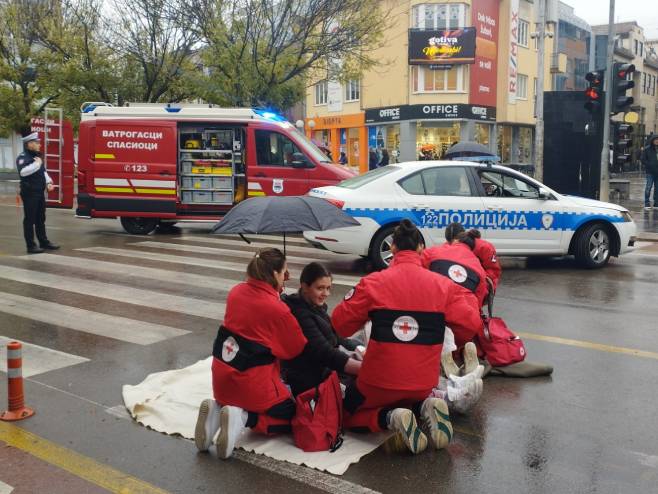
[282, 262, 362, 396]
[194, 248, 307, 459]
[331, 220, 482, 454]
[465, 228, 502, 292]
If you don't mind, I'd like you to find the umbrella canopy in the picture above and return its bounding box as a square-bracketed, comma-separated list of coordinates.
[443, 141, 495, 159]
[211, 196, 360, 235]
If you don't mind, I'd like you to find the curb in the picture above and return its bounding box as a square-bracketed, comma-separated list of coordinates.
[637, 233, 658, 242]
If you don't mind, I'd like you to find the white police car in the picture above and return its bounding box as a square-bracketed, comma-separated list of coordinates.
[304, 161, 637, 269]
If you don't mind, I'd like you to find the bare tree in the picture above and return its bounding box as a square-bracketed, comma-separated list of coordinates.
[105, 0, 201, 102]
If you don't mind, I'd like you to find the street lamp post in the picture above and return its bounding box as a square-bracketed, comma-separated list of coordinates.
[599, 0, 616, 202]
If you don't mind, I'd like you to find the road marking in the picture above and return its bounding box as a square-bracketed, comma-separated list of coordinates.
[0, 292, 189, 345]
[20, 253, 241, 292]
[232, 450, 380, 494]
[0, 480, 13, 494]
[179, 235, 343, 258]
[77, 246, 361, 287]
[518, 331, 658, 360]
[133, 241, 355, 268]
[0, 336, 88, 377]
[0, 266, 225, 320]
[0, 422, 169, 494]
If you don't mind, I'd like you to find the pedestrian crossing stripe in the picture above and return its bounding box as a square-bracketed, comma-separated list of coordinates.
[0, 336, 89, 377]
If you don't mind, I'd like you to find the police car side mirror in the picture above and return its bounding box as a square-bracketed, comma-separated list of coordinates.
[538, 188, 552, 200]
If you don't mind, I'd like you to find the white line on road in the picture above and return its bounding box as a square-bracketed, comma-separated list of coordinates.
[0, 480, 13, 494]
[0, 336, 88, 377]
[232, 450, 380, 494]
[179, 235, 342, 258]
[0, 266, 225, 320]
[19, 253, 241, 293]
[132, 241, 357, 269]
[0, 292, 189, 345]
[76, 246, 360, 287]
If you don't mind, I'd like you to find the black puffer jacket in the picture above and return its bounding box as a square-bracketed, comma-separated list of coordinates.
[281, 293, 357, 395]
[641, 141, 658, 176]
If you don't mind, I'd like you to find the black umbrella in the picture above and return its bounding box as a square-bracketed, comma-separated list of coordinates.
[211, 196, 360, 254]
[443, 141, 495, 159]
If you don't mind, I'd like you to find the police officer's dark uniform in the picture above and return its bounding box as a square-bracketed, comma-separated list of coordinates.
[16, 132, 59, 254]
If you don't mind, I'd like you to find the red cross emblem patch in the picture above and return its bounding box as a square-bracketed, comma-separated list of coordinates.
[448, 264, 468, 284]
[392, 316, 419, 342]
[222, 336, 239, 363]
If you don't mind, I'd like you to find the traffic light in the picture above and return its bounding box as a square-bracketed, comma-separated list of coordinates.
[611, 63, 635, 114]
[613, 123, 633, 171]
[584, 70, 604, 114]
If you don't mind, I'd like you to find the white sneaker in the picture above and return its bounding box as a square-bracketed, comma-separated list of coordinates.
[420, 397, 453, 450]
[216, 406, 247, 459]
[463, 342, 479, 376]
[194, 399, 221, 452]
[645, 206, 653, 210]
[387, 408, 428, 454]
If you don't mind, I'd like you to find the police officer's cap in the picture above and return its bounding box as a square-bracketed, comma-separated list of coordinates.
[21, 132, 40, 143]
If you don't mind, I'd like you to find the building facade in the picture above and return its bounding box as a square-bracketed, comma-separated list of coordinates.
[304, 0, 556, 173]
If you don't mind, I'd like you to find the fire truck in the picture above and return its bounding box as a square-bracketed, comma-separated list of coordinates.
[41, 103, 355, 234]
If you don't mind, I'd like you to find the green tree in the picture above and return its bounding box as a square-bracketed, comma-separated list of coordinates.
[186, 0, 390, 109]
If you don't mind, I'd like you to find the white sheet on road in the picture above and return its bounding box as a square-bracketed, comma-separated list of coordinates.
[122, 357, 391, 475]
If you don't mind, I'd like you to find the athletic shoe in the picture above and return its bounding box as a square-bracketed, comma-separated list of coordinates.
[216, 406, 247, 459]
[386, 408, 428, 454]
[420, 397, 453, 450]
[645, 206, 653, 210]
[462, 342, 479, 376]
[194, 399, 221, 452]
[441, 351, 461, 379]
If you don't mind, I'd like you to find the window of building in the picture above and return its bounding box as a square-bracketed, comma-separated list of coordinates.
[411, 3, 468, 29]
[255, 130, 303, 167]
[345, 80, 360, 101]
[640, 42, 644, 57]
[518, 19, 529, 47]
[411, 65, 466, 93]
[314, 81, 327, 105]
[517, 74, 528, 99]
[634, 39, 638, 54]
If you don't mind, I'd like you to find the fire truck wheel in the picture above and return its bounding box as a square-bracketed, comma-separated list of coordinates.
[120, 217, 159, 235]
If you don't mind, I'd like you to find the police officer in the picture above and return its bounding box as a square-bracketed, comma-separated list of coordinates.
[16, 132, 59, 254]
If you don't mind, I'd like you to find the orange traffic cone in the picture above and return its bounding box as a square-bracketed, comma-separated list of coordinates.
[1, 341, 35, 421]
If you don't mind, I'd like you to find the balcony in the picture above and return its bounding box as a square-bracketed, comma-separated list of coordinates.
[550, 53, 567, 74]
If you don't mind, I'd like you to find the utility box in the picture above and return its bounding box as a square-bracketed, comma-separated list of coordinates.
[542, 91, 604, 199]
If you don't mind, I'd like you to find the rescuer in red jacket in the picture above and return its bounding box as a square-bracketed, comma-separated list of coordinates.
[194, 248, 307, 459]
[331, 220, 482, 454]
[446, 224, 502, 293]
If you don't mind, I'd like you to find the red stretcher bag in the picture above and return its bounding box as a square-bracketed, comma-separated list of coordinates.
[477, 294, 526, 367]
[292, 371, 343, 452]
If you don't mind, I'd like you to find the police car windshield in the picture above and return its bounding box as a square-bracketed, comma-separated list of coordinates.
[288, 127, 332, 163]
[338, 166, 400, 189]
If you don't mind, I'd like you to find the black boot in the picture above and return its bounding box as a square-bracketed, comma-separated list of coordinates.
[41, 242, 60, 250]
[27, 246, 45, 254]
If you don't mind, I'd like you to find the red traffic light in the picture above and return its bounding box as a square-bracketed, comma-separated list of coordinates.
[617, 64, 635, 79]
[585, 87, 600, 100]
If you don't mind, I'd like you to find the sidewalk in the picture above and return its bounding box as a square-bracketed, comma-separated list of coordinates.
[613, 172, 658, 240]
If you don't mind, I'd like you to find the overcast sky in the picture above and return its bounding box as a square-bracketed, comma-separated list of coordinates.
[564, 0, 658, 38]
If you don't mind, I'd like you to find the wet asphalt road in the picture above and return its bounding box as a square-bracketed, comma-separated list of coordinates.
[1, 186, 658, 494]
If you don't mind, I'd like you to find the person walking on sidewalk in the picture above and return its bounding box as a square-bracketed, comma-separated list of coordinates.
[641, 135, 658, 210]
[16, 132, 60, 254]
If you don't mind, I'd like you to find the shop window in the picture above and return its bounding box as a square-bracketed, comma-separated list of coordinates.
[255, 130, 303, 167]
[517, 74, 528, 99]
[518, 19, 529, 48]
[478, 171, 540, 199]
[412, 65, 466, 93]
[411, 3, 468, 29]
[314, 81, 327, 105]
[345, 80, 360, 101]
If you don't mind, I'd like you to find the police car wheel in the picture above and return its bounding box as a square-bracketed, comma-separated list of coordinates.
[120, 217, 159, 235]
[370, 225, 397, 270]
[574, 223, 611, 268]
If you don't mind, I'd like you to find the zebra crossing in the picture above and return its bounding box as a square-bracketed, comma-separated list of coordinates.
[0, 233, 362, 378]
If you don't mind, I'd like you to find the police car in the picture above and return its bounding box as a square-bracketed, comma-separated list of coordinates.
[304, 161, 637, 269]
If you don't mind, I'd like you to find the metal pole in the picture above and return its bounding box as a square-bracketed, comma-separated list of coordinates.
[599, 0, 615, 201]
[534, 0, 546, 182]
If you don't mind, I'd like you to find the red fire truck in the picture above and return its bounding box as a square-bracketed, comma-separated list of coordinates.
[43, 103, 355, 234]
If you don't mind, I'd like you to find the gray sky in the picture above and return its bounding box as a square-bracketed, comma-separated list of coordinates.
[564, 0, 658, 38]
